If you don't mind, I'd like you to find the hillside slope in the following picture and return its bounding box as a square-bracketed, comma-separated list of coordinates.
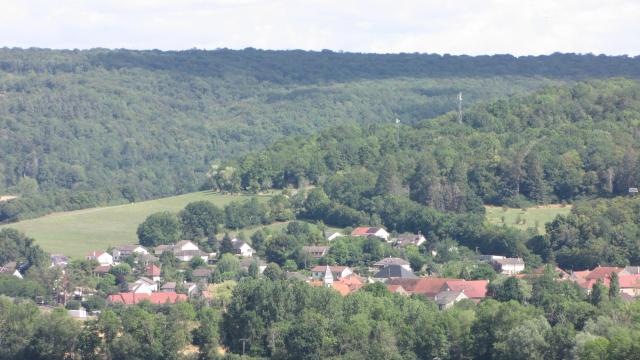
[2, 49, 640, 221]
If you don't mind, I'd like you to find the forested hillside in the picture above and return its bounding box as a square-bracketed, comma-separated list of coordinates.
[216, 79, 640, 268]
[2, 49, 640, 222]
[222, 79, 640, 204]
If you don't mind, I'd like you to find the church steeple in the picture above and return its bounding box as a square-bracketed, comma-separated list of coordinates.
[323, 265, 333, 287]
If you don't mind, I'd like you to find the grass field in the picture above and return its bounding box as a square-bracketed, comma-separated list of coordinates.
[0, 191, 274, 258]
[485, 204, 572, 233]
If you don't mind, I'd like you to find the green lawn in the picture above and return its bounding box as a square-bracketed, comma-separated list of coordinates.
[485, 204, 572, 233]
[0, 191, 272, 258]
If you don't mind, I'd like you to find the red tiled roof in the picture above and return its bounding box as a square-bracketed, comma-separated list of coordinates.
[443, 280, 488, 299]
[351, 227, 371, 236]
[146, 264, 161, 277]
[584, 266, 624, 280]
[387, 278, 454, 298]
[107, 292, 187, 305]
[619, 274, 640, 289]
[87, 251, 105, 257]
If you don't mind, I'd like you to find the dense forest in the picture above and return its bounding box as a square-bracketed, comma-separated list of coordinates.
[2, 49, 640, 222]
[220, 79, 640, 206]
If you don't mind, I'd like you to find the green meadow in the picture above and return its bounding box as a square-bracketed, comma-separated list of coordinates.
[0, 191, 273, 258]
[485, 204, 572, 234]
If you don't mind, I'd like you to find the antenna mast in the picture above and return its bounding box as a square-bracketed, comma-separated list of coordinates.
[457, 92, 463, 124]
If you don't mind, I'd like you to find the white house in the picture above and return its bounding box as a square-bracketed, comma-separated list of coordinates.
[174, 250, 209, 262]
[434, 290, 468, 310]
[155, 240, 208, 262]
[232, 239, 255, 257]
[311, 265, 353, 280]
[128, 277, 157, 294]
[351, 227, 390, 241]
[492, 257, 525, 275]
[112, 245, 148, 262]
[393, 233, 426, 247]
[86, 251, 113, 265]
[326, 232, 344, 242]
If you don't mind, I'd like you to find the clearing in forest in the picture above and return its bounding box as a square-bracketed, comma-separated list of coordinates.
[484, 204, 572, 234]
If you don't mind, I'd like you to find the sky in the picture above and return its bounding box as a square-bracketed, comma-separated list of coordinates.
[0, 0, 638, 56]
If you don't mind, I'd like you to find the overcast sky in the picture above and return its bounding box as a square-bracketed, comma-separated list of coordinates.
[1, 0, 638, 55]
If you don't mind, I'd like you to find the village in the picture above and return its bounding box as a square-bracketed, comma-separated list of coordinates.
[4, 225, 638, 319]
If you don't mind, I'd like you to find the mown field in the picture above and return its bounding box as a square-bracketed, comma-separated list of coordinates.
[0, 191, 273, 258]
[485, 204, 572, 233]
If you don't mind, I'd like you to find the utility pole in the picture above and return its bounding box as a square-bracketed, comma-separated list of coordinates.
[240, 338, 249, 356]
[457, 92, 463, 124]
[395, 118, 400, 144]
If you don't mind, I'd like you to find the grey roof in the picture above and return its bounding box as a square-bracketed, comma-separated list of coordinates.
[232, 240, 251, 250]
[624, 266, 640, 275]
[374, 257, 410, 267]
[494, 258, 525, 265]
[373, 265, 417, 279]
[434, 290, 466, 305]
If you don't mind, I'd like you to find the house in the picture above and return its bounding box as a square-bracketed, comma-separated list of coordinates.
[127, 277, 157, 294]
[386, 278, 454, 298]
[373, 257, 411, 271]
[393, 233, 426, 247]
[311, 265, 353, 280]
[373, 265, 417, 280]
[351, 227, 390, 241]
[145, 264, 162, 283]
[107, 292, 187, 305]
[86, 251, 113, 265]
[0, 262, 22, 279]
[240, 258, 267, 274]
[192, 268, 213, 282]
[50, 254, 69, 268]
[440, 280, 488, 301]
[309, 265, 364, 296]
[160, 282, 177, 293]
[434, 290, 468, 310]
[326, 232, 344, 242]
[231, 239, 255, 257]
[491, 257, 525, 275]
[112, 245, 148, 262]
[618, 274, 640, 297]
[156, 240, 209, 262]
[174, 249, 209, 262]
[569, 266, 625, 292]
[301, 246, 330, 259]
[68, 308, 88, 319]
[584, 266, 624, 281]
